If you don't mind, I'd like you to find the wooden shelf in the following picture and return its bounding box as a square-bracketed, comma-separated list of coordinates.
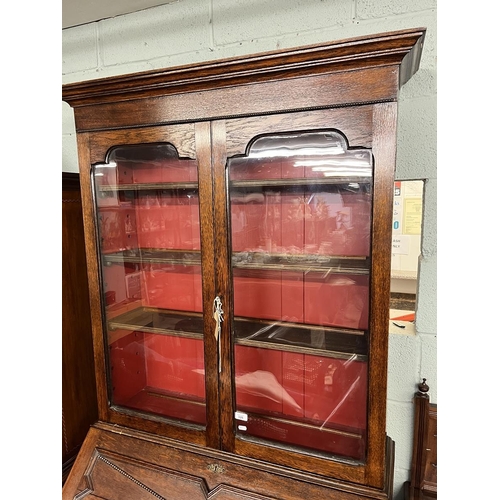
[107, 306, 366, 360]
[236, 409, 365, 462]
[102, 249, 369, 274]
[234, 316, 367, 360]
[115, 386, 206, 426]
[98, 181, 199, 192]
[108, 307, 204, 340]
[230, 177, 372, 189]
[232, 252, 370, 274]
[103, 249, 201, 266]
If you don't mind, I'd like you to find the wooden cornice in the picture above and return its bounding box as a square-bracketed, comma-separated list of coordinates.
[62, 28, 425, 108]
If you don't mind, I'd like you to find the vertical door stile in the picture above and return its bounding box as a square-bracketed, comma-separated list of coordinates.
[196, 121, 220, 448]
[211, 120, 236, 452]
[78, 131, 110, 423]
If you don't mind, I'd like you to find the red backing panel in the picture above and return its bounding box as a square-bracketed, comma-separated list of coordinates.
[132, 159, 198, 184]
[281, 158, 304, 179]
[281, 271, 304, 323]
[281, 192, 305, 253]
[109, 331, 147, 405]
[303, 355, 367, 430]
[304, 273, 369, 330]
[143, 264, 198, 312]
[233, 270, 282, 321]
[229, 159, 282, 181]
[281, 352, 305, 418]
[234, 346, 284, 414]
[144, 335, 205, 398]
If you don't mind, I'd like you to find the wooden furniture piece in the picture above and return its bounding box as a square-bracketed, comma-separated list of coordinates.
[404, 380, 437, 499]
[62, 28, 425, 499]
[62, 172, 98, 484]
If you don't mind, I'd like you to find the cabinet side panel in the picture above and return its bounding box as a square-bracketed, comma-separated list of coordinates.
[62, 173, 98, 475]
[365, 102, 398, 488]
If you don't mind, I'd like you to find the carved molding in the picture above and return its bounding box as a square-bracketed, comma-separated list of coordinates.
[74, 448, 278, 500]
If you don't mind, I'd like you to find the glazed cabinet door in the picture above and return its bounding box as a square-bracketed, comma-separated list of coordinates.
[81, 122, 222, 447]
[213, 105, 395, 487]
[78, 105, 395, 487]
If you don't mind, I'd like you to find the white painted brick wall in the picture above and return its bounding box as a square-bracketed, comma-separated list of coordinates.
[100, 1, 211, 66]
[62, 23, 98, 74]
[421, 178, 437, 257]
[212, 0, 353, 44]
[62, 2, 437, 498]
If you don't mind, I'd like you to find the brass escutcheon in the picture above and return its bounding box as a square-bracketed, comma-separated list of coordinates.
[207, 463, 226, 474]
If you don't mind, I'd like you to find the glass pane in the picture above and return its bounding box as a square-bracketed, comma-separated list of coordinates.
[229, 131, 372, 461]
[93, 143, 206, 426]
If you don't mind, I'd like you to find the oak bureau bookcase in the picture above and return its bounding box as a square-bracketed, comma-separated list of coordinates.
[62, 28, 426, 500]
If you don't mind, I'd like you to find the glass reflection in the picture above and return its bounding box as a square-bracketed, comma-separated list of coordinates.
[93, 143, 206, 426]
[229, 131, 372, 461]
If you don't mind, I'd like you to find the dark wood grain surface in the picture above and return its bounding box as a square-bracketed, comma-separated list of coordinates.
[404, 382, 437, 499]
[62, 172, 98, 483]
